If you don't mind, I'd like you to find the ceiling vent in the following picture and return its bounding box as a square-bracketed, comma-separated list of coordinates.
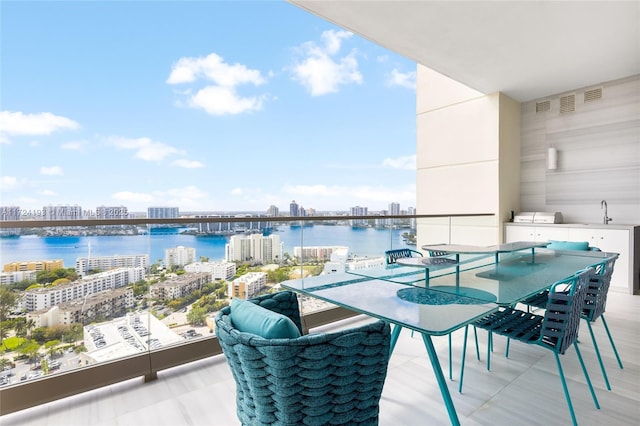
[560, 94, 575, 114]
[584, 87, 603, 103]
[536, 100, 551, 113]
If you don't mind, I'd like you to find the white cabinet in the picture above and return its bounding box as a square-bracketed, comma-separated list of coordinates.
[505, 225, 568, 242]
[567, 228, 630, 292]
[505, 224, 639, 294]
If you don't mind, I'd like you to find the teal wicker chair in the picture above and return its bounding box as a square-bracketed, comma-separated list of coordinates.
[460, 268, 600, 426]
[215, 291, 391, 426]
[384, 248, 423, 264]
[521, 254, 622, 390]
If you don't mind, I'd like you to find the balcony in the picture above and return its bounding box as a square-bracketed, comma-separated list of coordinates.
[1, 215, 639, 425]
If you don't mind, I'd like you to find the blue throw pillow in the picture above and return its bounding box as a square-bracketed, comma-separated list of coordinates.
[547, 240, 590, 251]
[230, 298, 301, 339]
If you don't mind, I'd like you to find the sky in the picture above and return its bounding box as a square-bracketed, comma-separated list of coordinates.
[0, 0, 418, 214]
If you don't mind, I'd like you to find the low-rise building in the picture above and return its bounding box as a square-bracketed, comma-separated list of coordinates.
[3, 259, 64, 273]
[24, 267, 144, 312]
[149, 272, 210, 301]
[228, 272, 267, 299]
[184, 261, 236, 280]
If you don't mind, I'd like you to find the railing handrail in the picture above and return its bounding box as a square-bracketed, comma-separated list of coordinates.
[0, 213, 494, 229]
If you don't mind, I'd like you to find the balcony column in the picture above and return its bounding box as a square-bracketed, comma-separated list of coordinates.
[415, 65, 521, 246]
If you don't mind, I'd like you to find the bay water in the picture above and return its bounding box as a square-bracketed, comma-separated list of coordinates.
[0, 225, 413, 267]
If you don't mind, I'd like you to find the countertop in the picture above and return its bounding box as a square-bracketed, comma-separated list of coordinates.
[506, 222, 639, 230]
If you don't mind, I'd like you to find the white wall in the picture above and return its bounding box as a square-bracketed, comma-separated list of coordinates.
[415, 65, 520, 246]
[520, 75, 640, 225]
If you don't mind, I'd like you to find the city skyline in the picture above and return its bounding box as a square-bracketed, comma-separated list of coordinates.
[1, 200, 414, 219]
[0, 1, 417, 213]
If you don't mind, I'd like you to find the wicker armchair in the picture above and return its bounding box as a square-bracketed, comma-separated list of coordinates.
[215, 291, 391, 426]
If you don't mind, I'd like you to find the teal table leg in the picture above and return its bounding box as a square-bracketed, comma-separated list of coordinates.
[389, 324, 403, 356]
[421, 333, 461, 426]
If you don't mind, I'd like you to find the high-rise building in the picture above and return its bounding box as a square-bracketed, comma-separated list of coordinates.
[407, 206, 417, 230]
[43, 204, 84, 220]
[266, 205, 279, 217]
[289, 200, 299, 217]
[165, 246, 196, 268]
[96, 206, 129, 220]
[147, 207, 179, 219]
[389, 202, 401, 226]
[225, 234, 283, 263]
[349, 206, 368, 227]
[0, 206, 22, 236]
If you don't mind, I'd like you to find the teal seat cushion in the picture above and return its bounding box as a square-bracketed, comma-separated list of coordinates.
[547, 240, 590, 251]
[230, 298, 301, 339]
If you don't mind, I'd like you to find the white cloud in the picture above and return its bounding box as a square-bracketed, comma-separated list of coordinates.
[109, 136, 184, 162]
[0, 176, 18, 192]
[326, 154, 416, 170]
[112, 186, 210, 211]
[40, 166, 64, 176]
[382, 154, 416, 170]
[0, 111, 80, 136]
[161, 186, 207, 200]
[155, 186, 209, 211]
[282, 183, 416, 207]
[189, 86, 265, 115]
[167, 52, 266, 87]
[61, 141, 86, 151]
[387, 68, 416, 90]
[112, 191, 154, 203]
[39, 189, 57, 196]
[231, 188, 243, 196]
[291, 29, 362, 96]
[167, 52, 268, 116]
[172, 159, 204, 168]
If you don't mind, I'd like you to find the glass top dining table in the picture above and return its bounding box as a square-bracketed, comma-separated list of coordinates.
[347, 247, 617, 306]
[281, 244, 618, 426]
[281, 273, 499, 426]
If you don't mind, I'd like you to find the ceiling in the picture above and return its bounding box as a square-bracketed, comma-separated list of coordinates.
[288, 1, 640, 102]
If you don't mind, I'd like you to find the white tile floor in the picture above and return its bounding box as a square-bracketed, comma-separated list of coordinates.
[3, 290, 639, 426]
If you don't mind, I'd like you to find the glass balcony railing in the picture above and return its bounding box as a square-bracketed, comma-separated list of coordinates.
[0, 213, 492, 415]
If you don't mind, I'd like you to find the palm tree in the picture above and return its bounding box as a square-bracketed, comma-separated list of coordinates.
[14, 317, 27, 338]
[25, 319, 36, 338]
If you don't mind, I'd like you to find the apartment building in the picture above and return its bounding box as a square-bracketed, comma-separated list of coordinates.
[149, 272, 210, 301]
[75, 254, 149, 276]
[0, 270, 37, 285]
[3, 259, 64, 273]
[184, 261, 236, 281]
[228, 272, 267, 299]
[164, 246, 196, 268]
[349, 205, 368, 227]
[26, 287, 135, 327]
[225, 233, 283, 263]
[24, 267, 144, 312]
[293, 245, 348, 261]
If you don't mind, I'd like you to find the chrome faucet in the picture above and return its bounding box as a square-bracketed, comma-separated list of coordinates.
[601, 200, 612, 224]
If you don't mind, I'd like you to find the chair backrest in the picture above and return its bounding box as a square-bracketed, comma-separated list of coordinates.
[583, 255, 618, 322]
[539, 267, 593, 355]
[215, 291, 391, 426]
[385, 248, 423, 264]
